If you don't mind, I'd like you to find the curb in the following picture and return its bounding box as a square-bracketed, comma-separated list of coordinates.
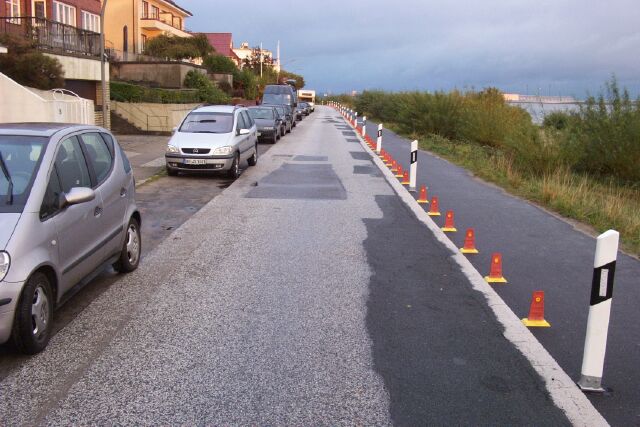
[342, 110, 609, 427]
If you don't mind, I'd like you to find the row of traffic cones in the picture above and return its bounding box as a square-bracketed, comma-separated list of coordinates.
[332, 103, 550, 328]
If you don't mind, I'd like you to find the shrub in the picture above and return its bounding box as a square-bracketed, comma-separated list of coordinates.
[110, 81, 200, 103]
[203, 54, 237, 74]
[0, 35, 64, 90]
[543, 111, 572, 130]
[233, 68, 257, 100]
[144, 34, 213, 61]
[183, 70, 230, 104]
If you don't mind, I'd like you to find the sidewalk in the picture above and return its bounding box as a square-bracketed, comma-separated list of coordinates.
[0, 108, 580, 424]
[116, 134, 170, 184]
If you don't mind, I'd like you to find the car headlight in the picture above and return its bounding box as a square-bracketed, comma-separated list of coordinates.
[166, 144, 179, 154]
[0, 252, 10, 282]
[213, 146, 233, 155]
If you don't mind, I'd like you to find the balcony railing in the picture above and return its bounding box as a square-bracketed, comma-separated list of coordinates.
[0, 17, 101, 58]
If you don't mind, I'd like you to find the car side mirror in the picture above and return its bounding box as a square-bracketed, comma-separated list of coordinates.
[60, 187, 95, 209]
[172, 127, 177, 134]
[239, 128, 250, 136]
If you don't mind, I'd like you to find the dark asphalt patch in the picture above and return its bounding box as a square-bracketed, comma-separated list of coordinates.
[353, 165, 381, 176]
[342, 131, 356, 137]
[245, 163, 346, 200]
[350, 152, 372, 161]
[346, 138, 360, 143]
[364, 195, 570, 425]
[292, 155, 329, 162]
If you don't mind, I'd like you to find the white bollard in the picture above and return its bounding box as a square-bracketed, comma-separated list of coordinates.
[578, 230, 619, 393]
[354, 112, 358, 127]
[362, 116, 367, 136]
[409, 139, 418, 191]
[376, 123, 383, 154]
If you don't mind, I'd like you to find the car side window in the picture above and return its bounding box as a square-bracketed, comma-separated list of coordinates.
[235, 113, 243, 133]
[242, 111, 254, 128]
[80, 133, 113, 185]
[237, 113, 247, 132]
[39, 168, 63, 220]
[55, 136, 92, 193]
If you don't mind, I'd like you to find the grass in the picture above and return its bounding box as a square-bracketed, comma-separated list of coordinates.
[387, 126, 640, 256]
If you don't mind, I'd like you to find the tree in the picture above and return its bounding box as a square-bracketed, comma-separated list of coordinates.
[144, 34, 213, 61]
[0, 35, 64, 90]
[279, 70, 305, 89]
[183, 70, 230, 104]
[203, 54, 238, 74]
[241, 46, 274, 74]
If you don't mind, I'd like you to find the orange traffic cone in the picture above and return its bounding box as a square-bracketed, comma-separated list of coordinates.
[395, 164, 404, 178]
[442, 210, 457, 232]
[385, 154, 393, 167]
[460, 228, 479, 254]
[417, 185, 429, 204]
[428, 196, 441, 216]
[401, 170, 410, 185]
[522, 291, 550, 327]
[485, 252, 507, 283]
[391, 160, 398, 172]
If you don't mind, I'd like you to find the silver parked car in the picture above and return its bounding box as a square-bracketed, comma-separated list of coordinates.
[0, 124, 141, 354]
[165, 105, 259, 178]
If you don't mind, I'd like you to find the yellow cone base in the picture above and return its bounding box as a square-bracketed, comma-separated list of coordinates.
[522, 318, 551, 328]
[395, 174, 403, 178]
[391, 168, 398, 172]
[417, 200, 429, 204]
[428, 212, 441, 216]
[401, 180, 410, 185]
[460, 248, 479, 254]
[442, 227, 457, 232]
[485, 276, 508, 284]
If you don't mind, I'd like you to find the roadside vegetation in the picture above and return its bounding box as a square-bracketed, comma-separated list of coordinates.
[334, 79, 639, 254]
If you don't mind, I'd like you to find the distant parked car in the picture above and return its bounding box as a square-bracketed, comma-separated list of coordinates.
[165, 105, 259, 178]
[248, 106, 283, 144]
[0, 123, 141, 354]
[295, 104, 305, 121]
[299, 102, 311, 116]
[284, 105, 297, 128]
[262, 84, 298, 111]
[268, 104, 293, 134]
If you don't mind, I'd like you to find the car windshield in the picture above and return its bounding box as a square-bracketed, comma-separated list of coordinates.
[249, 108, 275, 120]
[262, 94, 291, 105]
[180, 112, 234, 133]
[0, 135, 48, 212]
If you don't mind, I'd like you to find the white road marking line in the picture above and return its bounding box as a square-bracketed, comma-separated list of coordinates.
[349, 113, 609, 427]
[141, 157, 166, 168]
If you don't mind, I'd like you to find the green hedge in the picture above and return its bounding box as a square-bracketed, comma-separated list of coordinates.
[110, 81, 200, 104]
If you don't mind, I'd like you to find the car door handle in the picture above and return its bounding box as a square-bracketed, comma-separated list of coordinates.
[94, 206, 103, 217]
[120, 187, 127, 197]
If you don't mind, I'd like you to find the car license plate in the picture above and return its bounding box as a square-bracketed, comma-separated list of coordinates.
[185, 159, 207, 165]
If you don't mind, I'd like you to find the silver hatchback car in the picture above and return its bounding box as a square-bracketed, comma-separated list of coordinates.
[0, 124, 141, 354]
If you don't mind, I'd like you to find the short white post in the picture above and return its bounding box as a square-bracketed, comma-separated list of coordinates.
[354, 111, 358, 127]
[578, 230, 619, 393]
[376, 123, 383, 154]
[362, 116, 367, 136]
[409, 139, 418, 191]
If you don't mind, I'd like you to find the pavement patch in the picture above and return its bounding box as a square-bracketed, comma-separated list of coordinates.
[350, 152, 372, 161]
[245, 163, 347, 200]
[292, 155, 329, 162]
[353, 165, 380, 176]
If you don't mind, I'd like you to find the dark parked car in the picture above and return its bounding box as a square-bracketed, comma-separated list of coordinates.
[261, 84, 297, 111]
[295, 104, 305, 121]
[267, 104, 292, 134]
[248, 106, 283, 144]
[299, 102, 311, 116]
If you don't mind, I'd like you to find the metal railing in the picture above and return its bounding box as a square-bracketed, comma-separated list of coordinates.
[0, 16, 101, 57]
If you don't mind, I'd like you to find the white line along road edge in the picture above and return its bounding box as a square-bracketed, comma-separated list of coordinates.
[340, 110, 609, 427]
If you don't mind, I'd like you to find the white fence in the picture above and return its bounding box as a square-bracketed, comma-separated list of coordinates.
[0, 72, 94, 125]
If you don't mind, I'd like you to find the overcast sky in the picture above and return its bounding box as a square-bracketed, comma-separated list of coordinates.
[180, 0, 640, 98]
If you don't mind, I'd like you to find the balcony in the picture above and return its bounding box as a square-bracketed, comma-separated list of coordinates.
[0, 17, 101, 58]
[140, 15, 190, 38]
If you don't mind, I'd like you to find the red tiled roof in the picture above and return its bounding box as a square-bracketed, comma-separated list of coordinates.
[202, 33, 240, 60]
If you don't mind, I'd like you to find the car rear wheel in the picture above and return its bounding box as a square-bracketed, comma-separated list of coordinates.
[12, 272, 53, 354]
[113, 217, 141, 273]
[228, 152, 241, 179]
[166, 166, 178, 176]
[248, 144, 258, 166]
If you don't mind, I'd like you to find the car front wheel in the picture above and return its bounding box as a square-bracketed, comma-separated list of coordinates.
[12, 272, 53, 354]
[228, 152, 241, 179]
[248, 144, 258, 166]
[114, 217, 141, 273]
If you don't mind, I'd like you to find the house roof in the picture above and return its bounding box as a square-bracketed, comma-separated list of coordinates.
[159, 0, 193, 17]
[202, 33, 240, 60]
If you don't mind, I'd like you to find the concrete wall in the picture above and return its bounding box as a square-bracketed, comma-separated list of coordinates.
[111, 62, 207, 89]
[45, 53, 109, 82]
[0, 73, 95, 125]
[210, 73, 233, 87]
[111, 101, 199, 132]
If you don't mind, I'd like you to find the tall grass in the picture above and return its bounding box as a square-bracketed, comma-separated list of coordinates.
[356, 80, 639, 255]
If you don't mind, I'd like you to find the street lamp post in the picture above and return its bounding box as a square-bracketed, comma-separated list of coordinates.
[100, 0, 108, 128]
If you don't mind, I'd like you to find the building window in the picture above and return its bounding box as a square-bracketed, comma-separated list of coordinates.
[34, 0, 46, 18]
[53, 1, 77, 27]
[150, 5, 159, 19]
[5, 0, 20, 18]
[141, 1, 148, 18]
[141, 34, 147, 53]
[173, 16, 181, 29]
[81, 11, 100, 32]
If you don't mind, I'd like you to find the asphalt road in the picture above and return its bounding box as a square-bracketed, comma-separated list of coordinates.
[0, 134, 274, 380]
[0, 107, 584, 425]
[358, 115, 640, 426]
